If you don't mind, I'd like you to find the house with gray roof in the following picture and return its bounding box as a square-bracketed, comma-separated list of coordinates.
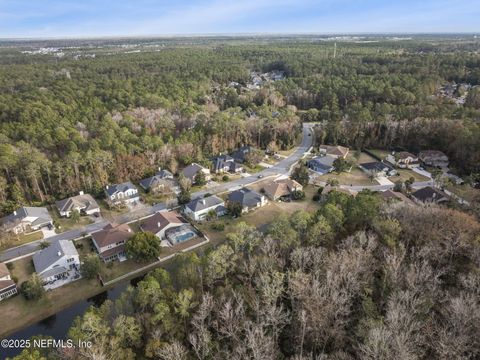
[55, 191, 100, 217]
[359, 161, 397, 177]
[412, 186, 449, 204]
[0, 207, 53, 234]
[156, 168, 174, 179]
[105, 182, 139, 205]
[307, 155, 336, 175]
[139, 175, 175, 194]
[228, 188, 267, 213]
[33, 240, 80, 290]
[184, 195, 227, 221]
[181, 163, 211, 183]
[212, 155, 244, 174]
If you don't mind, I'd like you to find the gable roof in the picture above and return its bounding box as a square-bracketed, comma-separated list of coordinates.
[105, 182, 137, 197]
[360, 161, 395, 172]
[186, 195, 224, 212]
[418, 150, 448, 160]
[0, 207, 52, 229]
[156, 169, 173, 179]
[139, 175, 171, 190]
[212, 155, 243, 172]
[228, 187, 263, 208]
[380, 189, 414, 204]
[33, 240, 79, 274]
[182, 163, 206, 180]
[412, 186, 449, 203]
[263, 178, 302, 199]
[141, 211, 187, 234]
[319, 145, 349, 157]
[231, 146, 253, 163]
[92, 223, 133, 248]
[55, 193, 99, 213]
[308, 155, 335, 171]
[395, 151, 417, 160]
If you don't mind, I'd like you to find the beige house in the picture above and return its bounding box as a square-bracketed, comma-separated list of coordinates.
[263, 178, 303, 201]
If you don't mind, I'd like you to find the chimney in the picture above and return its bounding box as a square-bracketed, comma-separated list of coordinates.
[201, 199, 206, 205]
[79, 190, 84, 196]
[106, 185, 109, 189]
[13, 211, 17, 216]
[158, 167, 162, 172]
[158, 222, 161, 228]
[57, 251, 62, 257]
[127, 228, 132, 233]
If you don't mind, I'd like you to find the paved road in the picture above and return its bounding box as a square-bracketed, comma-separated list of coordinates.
[0, 124, 315, 263]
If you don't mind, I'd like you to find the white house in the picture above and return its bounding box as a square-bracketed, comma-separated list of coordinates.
[0, 207, 53, 234]
[184, 195, 227, 221]
[55, 191, 100, 217]
[105, 182, 140, 205]
[32, 240, 81, 290]
[385, 152, 419, 169]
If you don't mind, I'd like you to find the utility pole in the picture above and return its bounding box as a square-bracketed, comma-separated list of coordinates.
[333, 42, 337, 59]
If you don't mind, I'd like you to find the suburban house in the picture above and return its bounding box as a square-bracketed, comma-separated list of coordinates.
[359, 161, 397, 177]
[386, 152, 420, 169]
[184, 195, 227, 221]
[418, 150, 449, 168]
[380, 189, 414, 205]
[231, 145, 254, 164]
[105, 182, 140, 205]
[0, 207, 53, 234]
[0, 263, 18, 301]
[140, 211, 196, 247]
[91, 223, 133, 262]
[212, 155, 244, 174]
[307, 155, 336, 175]
[263, 178, 303, 201]
[228, 187, 267, 213]
[32, 240, 81, 289]
[319, 145, 349, 159]
[182, 163, 211, 183]
[139, 175, 175, 194]
[156, 168, 174, 179]
[412, 186, 449, 204]
[55, 191, 100, 217]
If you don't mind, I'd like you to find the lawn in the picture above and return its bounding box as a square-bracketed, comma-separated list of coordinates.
[319, 167, 375, 186]
[0, 276, 102, 338]
[9, 256, 35, 284]
[367, 149, 390, 160]
[446, 184, 480, 203]
[98, 199, 130, 221]
[391, 169, 430, 183]
[0, 230, 44, 251]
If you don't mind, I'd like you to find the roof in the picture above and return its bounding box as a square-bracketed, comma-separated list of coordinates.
[182, 163, 206, 180]
[412, 186, 449, 203]
[0, 279, 16, 292]
[264, 178, 302, 199]
[380, 190, 414, 204]
[308, 155, 336, 171]
[418, 150, 448, 159]
[33, 240, 79, 274]
[99, 244, 125, 259]
[156, 169, 173, 178]
[212, 155, 243, 172]
[0, 263, 10, 278]
[186, 196, 224, 212]
[105, 182, 137, 197]
[228, 187, 263, 208]
[319, 145, 349, 157]
[139, 175, 171, 190]
[141, 211, 187, 234]
[0, 207, 52, 229]
[231, 146, 253, 163]
[395, 151, 417, 160]
[360, 161, 395, 172]
[55, 193, 99, 213]
[92, 223, 133, 248]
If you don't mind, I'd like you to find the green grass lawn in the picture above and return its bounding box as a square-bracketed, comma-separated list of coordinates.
[367, 149, 390, 160]
[319, 167, 375, 186]
[391, 169, 430, 183]
[0, 230, 44, 251]
[446, 184, 480, 203]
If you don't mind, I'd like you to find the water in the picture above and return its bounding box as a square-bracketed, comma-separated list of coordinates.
[1, 280, 133, 359]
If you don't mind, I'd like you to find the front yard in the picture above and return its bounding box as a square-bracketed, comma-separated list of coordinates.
[0, 230, 44, 251]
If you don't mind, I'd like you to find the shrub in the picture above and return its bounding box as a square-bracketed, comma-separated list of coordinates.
[222, 175, 230, 182]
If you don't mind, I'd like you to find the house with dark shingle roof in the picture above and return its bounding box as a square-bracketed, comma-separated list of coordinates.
[181, 163, 211, 183]
[359, 161, 397, 177]
[212, 155, 244, 174]
[184, 195, 226, 221]
[307, 155, 336, 175]
[263, 178, 303, 201]
[0, 207, 53, 234]
[91, 223, 133, 262]
[33, 240, 80, 289]
[55, 191, 100, 217]
[0, 263, 17, 301]
[105, 182, 139, 205]
[228, 188, 267, 213]
[412, 186, 449, 204]
[380, 189, 414, 205]
[139, 175, 175, 194]
[231, 146, 254, 164]
[418, 150, 449, 168]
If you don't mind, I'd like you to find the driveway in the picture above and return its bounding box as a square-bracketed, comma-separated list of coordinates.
[413, 167, 432, 178]
[376, 176, 394, 186]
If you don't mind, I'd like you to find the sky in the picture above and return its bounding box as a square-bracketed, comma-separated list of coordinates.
[0, 0, 479, 38]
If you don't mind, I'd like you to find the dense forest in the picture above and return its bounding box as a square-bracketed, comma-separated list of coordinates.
[12, 191, 480, 359]
[1, 38, 480, 216]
